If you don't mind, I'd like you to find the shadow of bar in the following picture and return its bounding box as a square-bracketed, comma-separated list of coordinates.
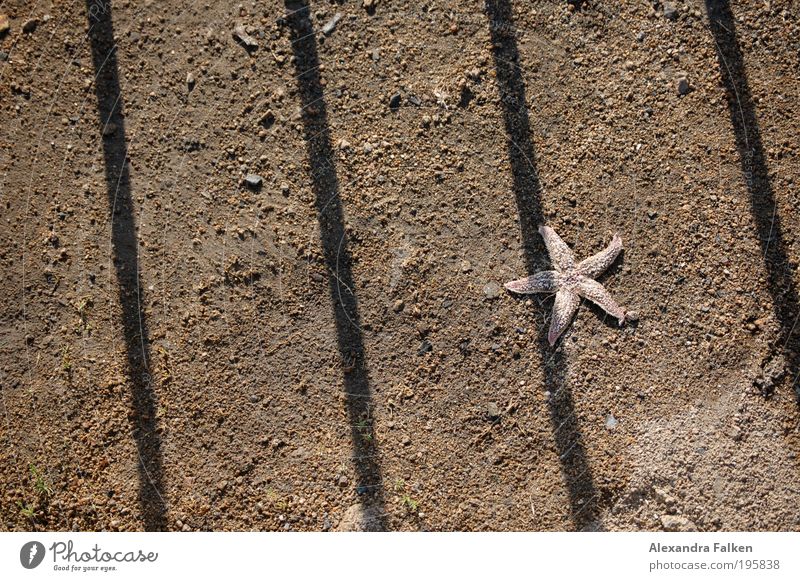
[706, 0, 800, 398]
[284, 1, 387, 529]
[85, 0, 166, 530]
[485, 0, 602, 529]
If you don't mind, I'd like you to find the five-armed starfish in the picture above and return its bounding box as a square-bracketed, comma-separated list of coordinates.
[505, 225, 628, 346]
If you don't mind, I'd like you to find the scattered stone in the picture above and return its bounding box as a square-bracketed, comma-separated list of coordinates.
[260, 109, 275, 128]
[625, 310, 639, 323]
[483, 282, 501, 300]
[22, 18, 39, 34]
[363, 0, 376, 10]
[408, 95, 421, 106]
[280, 182, 290, 196]
[663, 3, 678, 21]
[417, 340, 432, 356]
[401, 435, 411, 446]
[392, 299, 405, 313]
[647, 210, 658, 219]
[337, 475, 349, 487]
[232, 23, 258, 51]
[605, 413, 618, 429]
[0, 13, 9, 36]
[660, 515, 697, 532]
[636, 31, 645, 42]
[0, 51, 8, 62]
[754, 354, 786, 394]
[244, 174, 263, 189]
[486, 402, 501, 421]
[461, 260, 472, 273]
[654, 487, 677, 508]
[322, 13, 342, 36]
[676, 75, 690, 96]
[335, 503, 383, 532]
[388, 92, 401, 110]
[186, 72, 195, 91]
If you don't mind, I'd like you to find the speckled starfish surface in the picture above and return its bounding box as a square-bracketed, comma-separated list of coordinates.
[505, 225, 628, 346]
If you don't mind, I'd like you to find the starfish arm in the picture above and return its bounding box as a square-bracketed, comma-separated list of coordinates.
[548, 289, 580, 346]
[504, 270, 560, 294]
[576, 233, 623, 278]
[575, 276, 626, 324]
[538, 225, 575, 271]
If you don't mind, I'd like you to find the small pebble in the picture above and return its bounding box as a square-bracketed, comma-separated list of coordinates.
[605, 414, 619, 430]
[245, 174, 263, 189]
[676, 76, 690, 96]
[661, 515, 697, 532]
[388, 92, 401, 110]
[232, 23, 258, 50]
[322, 13, 342, 36]
[486, 402, 501, 421]
[663, 3, 678, 20]
[22, 18, 39, 34]
[483, 282, 501, 300]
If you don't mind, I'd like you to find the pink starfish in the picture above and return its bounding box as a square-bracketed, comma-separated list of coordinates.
[505, 225, 628, 346]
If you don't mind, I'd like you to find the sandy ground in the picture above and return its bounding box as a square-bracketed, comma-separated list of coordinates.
[1, 0, 799, 531]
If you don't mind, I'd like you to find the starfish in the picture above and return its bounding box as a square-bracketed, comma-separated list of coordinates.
[505, 225, 628, 346]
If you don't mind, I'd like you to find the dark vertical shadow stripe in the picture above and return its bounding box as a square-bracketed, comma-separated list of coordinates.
[284, 1, 387, 529]
[485, 0, 602, 529]
[706, 0, 800, 398]
[85, 0, 166, 530]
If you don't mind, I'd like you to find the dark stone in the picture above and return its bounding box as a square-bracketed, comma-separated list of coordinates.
[244, 174, 263, 189]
